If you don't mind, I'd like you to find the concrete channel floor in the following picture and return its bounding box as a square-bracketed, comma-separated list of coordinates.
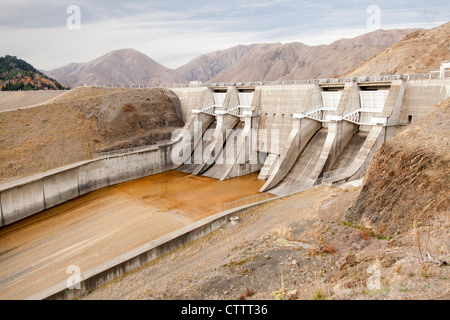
[0, 171, 266, 299]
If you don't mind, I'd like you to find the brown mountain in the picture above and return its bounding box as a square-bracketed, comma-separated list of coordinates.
[175, 43, 280, 82]
[46, 27, 421, 88]
[344, 22, 450, 76]
[208, 28, 417, 83]
[47, 48, 184, 88]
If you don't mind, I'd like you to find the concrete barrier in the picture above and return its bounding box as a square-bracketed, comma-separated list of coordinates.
[43, 168, 79, 208]
[260, 118, 321, 192]
[1, 180, 45, 226]
[0, 141, 179, 226]
[170, 87, 209, 122]
[400, 78, 450, 125]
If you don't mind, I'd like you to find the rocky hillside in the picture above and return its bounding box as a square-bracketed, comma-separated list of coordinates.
[345, 99, 450, 237]
[0, 87, 184, 182]
[344, 22, 450, 76]
[0, 55, 68, 91]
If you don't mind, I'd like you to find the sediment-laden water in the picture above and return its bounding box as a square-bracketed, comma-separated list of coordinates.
[0, 171, 266, 299]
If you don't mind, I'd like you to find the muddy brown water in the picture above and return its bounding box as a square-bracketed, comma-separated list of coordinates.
[0, 171, 267, 299]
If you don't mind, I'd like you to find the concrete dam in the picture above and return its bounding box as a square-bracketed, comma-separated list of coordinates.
[0, 76, 449, 299]
[171, 77, 450, 195]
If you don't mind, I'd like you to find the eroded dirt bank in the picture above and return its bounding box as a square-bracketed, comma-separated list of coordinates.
[345, 99, 449, 237]
[0, 87, 184, 182]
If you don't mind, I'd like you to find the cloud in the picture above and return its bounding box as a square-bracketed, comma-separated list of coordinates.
[0, 0, 449, 70]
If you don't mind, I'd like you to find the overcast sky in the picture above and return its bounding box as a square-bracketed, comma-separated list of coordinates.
[0, 0, 448, 70]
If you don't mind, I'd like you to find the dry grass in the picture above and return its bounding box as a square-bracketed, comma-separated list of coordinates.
[237, 287, 256, 300]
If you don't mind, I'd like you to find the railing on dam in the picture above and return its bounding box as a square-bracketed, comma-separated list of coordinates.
[170, 72, 450, 89]
[224, 193, 277, 211]
[74, 71, 449, 90]
[93, 140, 173, 158]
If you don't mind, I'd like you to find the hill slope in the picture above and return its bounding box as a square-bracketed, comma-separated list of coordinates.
[175, 43, 281, 82]
[210, 28, 416, 82]
[344, 22, 450, 76]
[345, 98, 450, 237]
[46, 49, 185, 88]
[0, 87, 184, 182]
[0, 55, 68, 91]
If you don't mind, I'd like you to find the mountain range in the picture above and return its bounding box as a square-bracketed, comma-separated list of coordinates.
[43, 25, 449, 88]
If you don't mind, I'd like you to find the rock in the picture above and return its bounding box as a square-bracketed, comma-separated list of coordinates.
[274, 238, 313, 250]
[230, 216, 240, 226]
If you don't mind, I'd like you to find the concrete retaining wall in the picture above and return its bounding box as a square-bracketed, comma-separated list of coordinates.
[260, 118, 321, 192]
[0, 142, 178, 226]
[400, 78, 450, 125]
[170, 87, 209, 122]
[257, 84, 317, 153]
[1, 180, 46, 226]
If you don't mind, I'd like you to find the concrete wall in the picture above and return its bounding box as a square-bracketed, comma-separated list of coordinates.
[400, 78, 450, 125]
[257, 84, 317, 153]
[170, 87, 209, 121]
[322, 120, 359, 173]
[260, 118, 321, 192]
[0, 142, 179, 226]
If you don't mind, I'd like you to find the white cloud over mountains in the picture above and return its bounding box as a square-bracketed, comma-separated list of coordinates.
[0, 0, 448, 70]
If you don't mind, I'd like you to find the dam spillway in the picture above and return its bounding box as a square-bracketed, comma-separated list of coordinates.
[0, 171, 266, 300]
[0, 75, 449, 299]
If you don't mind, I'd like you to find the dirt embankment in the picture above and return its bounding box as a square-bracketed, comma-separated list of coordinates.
[0, 91, 67, 112]
[0, 87, 184, 182]
[345, 99, 450, 237]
